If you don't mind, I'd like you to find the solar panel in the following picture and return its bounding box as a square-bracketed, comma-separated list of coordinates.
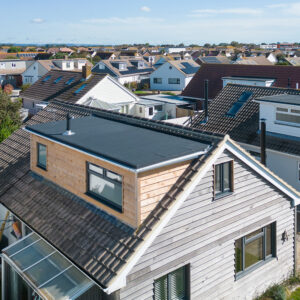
[226, 91, 253, 117]
[74, 84, 87, 95]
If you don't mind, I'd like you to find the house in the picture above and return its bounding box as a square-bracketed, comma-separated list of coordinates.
[92, 58, 154, 85]
[165, 47, 186, 53]
[234, 56, 274, 65]
[22, 60, 57, 84]
[284, 57, 300, 66]
[95, 51, 118, 60]
[150, 60, 199, 91]
[196, 56, 232, 66]
[21, 66, 139, 115]
[0, 100, 299, 299]
[182, 63, 300, 100]
[188, 83, 300, 193]
[0, 59, 29, 87]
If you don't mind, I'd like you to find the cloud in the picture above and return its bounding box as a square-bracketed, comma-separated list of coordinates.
[82, 17, 162, 24]
[31, 18, 44, 23]
[141, 6, 151, 12]
[282, 2, 300, 15]
[265, 3, 287, 8]
[191, 8, 263, 17]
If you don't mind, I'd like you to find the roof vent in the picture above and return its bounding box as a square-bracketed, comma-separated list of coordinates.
[63, 113, 75, 136]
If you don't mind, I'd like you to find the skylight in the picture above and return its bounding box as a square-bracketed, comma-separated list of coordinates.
[54, 76, 63, 84]
[65, 77, 75, 85]
[74, 84, 87, 94]
[226, 91, 253, 117]
[42, 75, 51, 82]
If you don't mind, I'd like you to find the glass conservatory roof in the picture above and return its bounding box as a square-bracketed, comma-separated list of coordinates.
[2, 233, 94, 300]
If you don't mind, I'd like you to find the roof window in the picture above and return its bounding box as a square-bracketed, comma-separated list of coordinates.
[74, 84, 87, 95]
[53, 76, 63, 84]
[226, 91, 253, 117]
[42, 75, 51, 82]
[65, 77, 75, 85]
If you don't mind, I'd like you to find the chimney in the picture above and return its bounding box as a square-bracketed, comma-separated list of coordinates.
[260, 119, 266, 166]
[204, 79, 209, 122]
[63, 113, 75, 136]
[82, 64, 92, 80]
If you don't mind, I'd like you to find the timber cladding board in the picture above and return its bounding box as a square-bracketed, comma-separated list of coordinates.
[137, 160, 191, 223]
[120, 150, 295, 300]
[30, 134, 138, 227]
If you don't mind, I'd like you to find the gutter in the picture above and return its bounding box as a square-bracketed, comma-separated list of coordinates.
[24, 128, 210, 174]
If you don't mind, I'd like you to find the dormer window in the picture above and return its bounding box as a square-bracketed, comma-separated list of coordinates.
[276, 107, 300, 126]
[119, 63, 126, 70]
[99, 63, 105, 70]
[87, 163, 123, 212]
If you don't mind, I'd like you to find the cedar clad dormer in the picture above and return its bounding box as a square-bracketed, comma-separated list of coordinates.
[26, 114, 210, 227]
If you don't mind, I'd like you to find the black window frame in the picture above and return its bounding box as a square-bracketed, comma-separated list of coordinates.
[235, 222, 276, 280]
[214, 161, 233, 199]
[154, 265, 190, 300]
[154, 77, 162, 84]
[37, 143, 47, 170]
[168, 78, 180, 84]
[86, 162, 123, 213]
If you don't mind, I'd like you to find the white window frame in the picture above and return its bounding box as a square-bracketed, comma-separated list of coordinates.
[275, 106, 300, 127]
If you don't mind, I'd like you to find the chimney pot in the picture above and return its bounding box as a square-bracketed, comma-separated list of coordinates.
[63, 113, 75, 136]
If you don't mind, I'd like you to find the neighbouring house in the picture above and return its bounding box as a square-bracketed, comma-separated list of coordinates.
[92, 58, 154, 85]
[21, 66, 139, 115]
[22, 60, 57, 84]
[188, 83, 300, 194]
[196, 56, 232, 66]
[150, 60, 200, 91]
[165, 47, 187, 53]
[285, 57, 300, 66]
[0, 59, 29, 87]
[94, 51, 118, 60]
[234, 56, 274, 65]
[182, 64, 300, 100]
[0, 101, 299, 299]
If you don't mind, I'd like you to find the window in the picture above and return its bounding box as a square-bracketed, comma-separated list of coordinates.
[120, 105, 129, 114]
[99, 63, 105, 70]
[154, 78, 162, 84]
[226, 91, 253, 117]
[65, 77, 75, 85]
[155, 105, 163, 112]
[119, 63, 127, 70]
[54, 76, 63, 84]
[11, 63, 16, 68]
[235, 223, 276, 278]
[87, 163, 123, 212]
[139, 107, 143, 113]
[168, 78, 180, 84]
[66, 62, 71, 68]
[276, 107, 300, 126]
[214, 161, 233, 197]
[154, 266, 189, 300]
[0, 63, 6, 69]
[74, 84, 87, 95]
[149, 107, 154, 116]
[37, 143, 47, 170]
[298, 162, 300, 181]
[42, 75, 51, 82]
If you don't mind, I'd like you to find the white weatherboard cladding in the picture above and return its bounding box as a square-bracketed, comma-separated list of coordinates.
[259, 102, 300, 138]
[119, 149, 295, 300]
[22, 61, 49, 85]
[150, 62, 187, 91]
[222, 78, 274, 88]
[76, 76, 138, 106]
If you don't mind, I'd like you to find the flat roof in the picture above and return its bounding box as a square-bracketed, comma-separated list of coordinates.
[255, 94, 300, 106]
[26, 115, 210, 170]
[140, 94, 191, 105]
[222, 76, 276, 82]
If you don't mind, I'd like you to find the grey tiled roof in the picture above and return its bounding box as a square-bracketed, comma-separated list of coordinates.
[191, 84, 300, 156]
[0, 100, 222, 288]
[21, 70, 106, 104]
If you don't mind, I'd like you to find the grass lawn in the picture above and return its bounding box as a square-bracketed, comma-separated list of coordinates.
[289, 288, 300, 300]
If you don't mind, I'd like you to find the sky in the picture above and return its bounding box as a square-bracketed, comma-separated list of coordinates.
[2, 0, 300, 45]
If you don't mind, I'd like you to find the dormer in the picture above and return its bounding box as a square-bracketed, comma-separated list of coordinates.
[131, 60, 145, 69]
[25, 115, 210, 228]
[222, 76, 276, 88]
[112, 61, 127, 70]
[255, 94, 300, 138]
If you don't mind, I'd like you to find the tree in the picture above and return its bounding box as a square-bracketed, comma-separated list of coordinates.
[230, 41, 239, 47]
[0, 91, 21, 143]
[7, 46, 22, 53]
[203, 43, 211, 48]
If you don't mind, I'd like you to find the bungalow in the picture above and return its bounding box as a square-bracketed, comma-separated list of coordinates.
[188, 83, 300, 193]
[21, 66, 139, 115]
[150, 60, 199, 91]
[0, 101, 299, 299]
[0, 59, 28, 87]
[92, 58, 154, 85]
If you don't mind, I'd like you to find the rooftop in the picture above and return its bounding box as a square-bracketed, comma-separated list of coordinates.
[255, 94, 300, 106]
[26, 114, 211, 170]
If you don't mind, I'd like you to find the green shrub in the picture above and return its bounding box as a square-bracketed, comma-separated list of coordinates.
[263, 285, 286, 300]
